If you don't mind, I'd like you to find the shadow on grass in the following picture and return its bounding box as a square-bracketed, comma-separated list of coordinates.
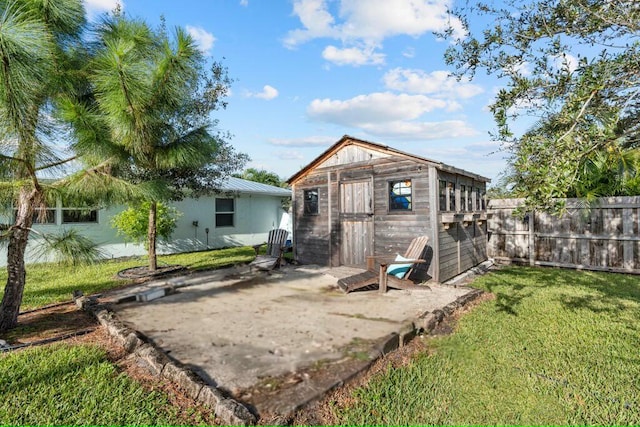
[478, 266, 640, 316]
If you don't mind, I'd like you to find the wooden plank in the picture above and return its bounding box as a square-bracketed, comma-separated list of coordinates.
[490, 231, 640, 242]
[623, 208, 634, 270]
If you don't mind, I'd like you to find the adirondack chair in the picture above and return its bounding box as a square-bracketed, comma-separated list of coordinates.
[337, 236, 430, 293]
[250, 228, 289, 271]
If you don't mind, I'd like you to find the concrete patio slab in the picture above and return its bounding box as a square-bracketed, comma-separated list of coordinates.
[109, 264, 477, 419]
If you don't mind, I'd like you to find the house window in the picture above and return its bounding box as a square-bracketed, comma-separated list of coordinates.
[389, 180, 412, 211]
[466, 186, 473, 211]
[475, 187, 482, 211]
[303, 189, 319, 215]
[439, 180, 447, 211]
[13, 208, 56, 224]
[215, 198, 234, 227]
[62, 208, 98, 224]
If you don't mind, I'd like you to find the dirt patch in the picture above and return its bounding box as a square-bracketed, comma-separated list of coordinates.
[117, 264, 186, 280]
[3, 303, 97, 345]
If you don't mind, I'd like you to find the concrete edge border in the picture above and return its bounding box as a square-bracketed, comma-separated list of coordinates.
[274, 287, 486, 424]
[74, 295, 257, 426]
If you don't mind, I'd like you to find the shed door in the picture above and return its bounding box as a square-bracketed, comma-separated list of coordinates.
[339, 179, 374, 266]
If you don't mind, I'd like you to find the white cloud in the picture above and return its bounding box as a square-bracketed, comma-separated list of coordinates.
[284, 0, 465, 63]
[361, 120, 478, 140]
[186, 26, 216, 55]
[269, 136, 335, 147]
[247, 85, 279, 100]
[240, 0, 249, 6]
[283, 0, 338, 47]
[553, 53, 579, 73]
[402, 47, 415, 58]
[504, 60, 532, 77]
[308, 92, 455, 126]
[383, 68, 484, 99]
[322, 45, 385, 66]
[84, 0, 122, 20]
[306, 92, 476, 140]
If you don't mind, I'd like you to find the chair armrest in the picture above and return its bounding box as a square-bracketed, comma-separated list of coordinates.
[387, 259, 426, 265]
[252, 243, 266, 255]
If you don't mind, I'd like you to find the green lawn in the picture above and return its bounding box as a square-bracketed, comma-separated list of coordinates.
[0, 343, 211, 425]
[0, 247, 257, 426]
[0, 246, 256, 310]
[335, 266, 640, 425]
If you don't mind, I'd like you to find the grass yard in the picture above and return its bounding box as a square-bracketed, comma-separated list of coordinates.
[0, 247, 258, 426]
[334, 266, 640, 426]
[0, 246, 256, 310]
[0, 343, 208, 425]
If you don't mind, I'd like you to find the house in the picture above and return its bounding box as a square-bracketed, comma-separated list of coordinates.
[0, 177, 291, 266]
[287, 135, 490, 283]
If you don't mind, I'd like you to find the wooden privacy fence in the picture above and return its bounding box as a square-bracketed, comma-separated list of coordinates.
[487, 197, 640, 274]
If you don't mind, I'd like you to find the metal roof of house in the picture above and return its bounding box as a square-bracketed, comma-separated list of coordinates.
[219, 177, 291, 197]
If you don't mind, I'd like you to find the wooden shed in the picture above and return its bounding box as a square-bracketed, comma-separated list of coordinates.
[287, 135, 491, 283]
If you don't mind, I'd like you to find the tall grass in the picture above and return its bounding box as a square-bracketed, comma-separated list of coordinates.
[336, 267, 640, 425]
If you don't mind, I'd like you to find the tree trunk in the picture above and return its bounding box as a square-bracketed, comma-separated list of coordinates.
[148, 201, 157, 271]
[0, 189, 36, 332]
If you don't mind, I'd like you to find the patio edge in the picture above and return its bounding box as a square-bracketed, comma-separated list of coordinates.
[74, 293, 257, 426]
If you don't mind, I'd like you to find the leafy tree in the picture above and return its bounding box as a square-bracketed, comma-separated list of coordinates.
[82, 14, 247, 272]
[446, 0, 640, 211]
[0, 0, 96, 331]
[235, 168, 286, 187]
[111, 202, 180, 248]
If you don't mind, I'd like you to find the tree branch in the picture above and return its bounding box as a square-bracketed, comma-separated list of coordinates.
[35, 155, 78, 171]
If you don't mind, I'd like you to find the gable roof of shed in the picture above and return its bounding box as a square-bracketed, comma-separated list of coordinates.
[287, 135, 490, 184]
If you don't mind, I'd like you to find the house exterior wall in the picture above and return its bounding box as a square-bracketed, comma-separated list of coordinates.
[0, 193, 288, 266]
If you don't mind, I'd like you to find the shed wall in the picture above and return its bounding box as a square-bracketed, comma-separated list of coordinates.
[292, 155, 436, 279]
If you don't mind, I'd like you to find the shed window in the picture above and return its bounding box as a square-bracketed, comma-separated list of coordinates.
[62, 208, 98, 224]
[447, 182, 456, 211]
[215, 198, 234, 227]
[438, 180, 447, 211]
[303, 189, 318, 215]
[460, 185, 468, 211]
[389, 180, 412, 211]
[466, 186, 473, 211]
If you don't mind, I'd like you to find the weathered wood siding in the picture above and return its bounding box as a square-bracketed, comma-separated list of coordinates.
[293, 153, 435, 276]
[292, 173, 330, 266]
[488, 197, 640, 274]
[436, 171, 489, 282]
[437, 220, 488, 282]
[291, 139, 490, 283]
[371, 159, 434, 280]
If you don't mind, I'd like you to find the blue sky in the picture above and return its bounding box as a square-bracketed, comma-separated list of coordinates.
[84, 0, 510, 184]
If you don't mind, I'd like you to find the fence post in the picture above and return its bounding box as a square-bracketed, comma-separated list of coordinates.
[529, 210, 535, 266]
